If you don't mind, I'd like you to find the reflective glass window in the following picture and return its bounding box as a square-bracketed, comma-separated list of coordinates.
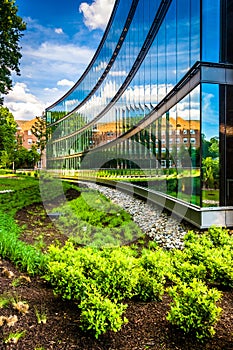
[202, 0, 220, 62]
[201, 83, 219, 207]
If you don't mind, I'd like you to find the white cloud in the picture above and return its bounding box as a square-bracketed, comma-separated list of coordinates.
[57, 79, 75, 87]
[79, 0, 115, 30]
[55, 28, 64, 34]
[19, 42, 95, 104]
[5, 83, 45, 120]
[44, 87, 59, 92]
[23, 41, 93, 65]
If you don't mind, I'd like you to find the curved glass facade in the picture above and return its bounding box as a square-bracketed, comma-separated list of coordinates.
[46, 0, 233, 228]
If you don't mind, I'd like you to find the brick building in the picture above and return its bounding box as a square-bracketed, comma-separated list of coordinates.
[16, 118, 46, 169]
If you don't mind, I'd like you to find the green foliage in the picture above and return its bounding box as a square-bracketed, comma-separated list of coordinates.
[207, 226, 233, 247]
[0, 177, 232, 342]
[14, 145, 40, 169]
[0, 178, 41, 216]
[0, 0, 26, 98]
[202, 157, 219, 189]
[170, 249, 207, 283]
[50, 188, 142, 247]
[0, 106, 17, 168]
[4, 330, 26, 344]
[0, 294, 11, 308]
[79, 287, 128, 339]
[30, 117, 47, 160]
[183, 227, 233, 287]
[45, 242, 170, 336]
[0, 212, 47, 275]
[135, 248, 170, 301]
[46, 243, 140, 301]
[167, 279, 222, 340]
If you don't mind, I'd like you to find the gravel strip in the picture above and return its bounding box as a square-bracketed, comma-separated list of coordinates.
[82, 182, 201, 250]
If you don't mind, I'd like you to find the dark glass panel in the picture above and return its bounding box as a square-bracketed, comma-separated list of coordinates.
[201, 83, 220, 207]
[202, 0, 220, 62]
[225, 85, 233, 205]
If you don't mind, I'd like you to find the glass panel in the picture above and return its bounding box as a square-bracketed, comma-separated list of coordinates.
[202, 0, 220, 62]
[166, 0, 177, 90]
[191, 0, 200, 64]
[201, 83, 220, 207]
[190, 86, 201, 206]
[177, 0, 190, 81]
[225, 85, 233, 205]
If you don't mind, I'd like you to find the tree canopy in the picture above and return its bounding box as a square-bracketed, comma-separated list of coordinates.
[0, 0, 26, 102]
[0, 105, 17, 168]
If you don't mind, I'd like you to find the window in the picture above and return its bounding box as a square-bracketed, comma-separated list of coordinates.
[28, 130, 32, 136]
[190, 138, 196, 144]
[183, 129, 188, 134]
[183, 138, 188, 144]
[190, 129, 195, 134]
[28, 139, 32, 145]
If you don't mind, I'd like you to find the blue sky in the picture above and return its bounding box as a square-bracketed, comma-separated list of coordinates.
[5, 0, 114, 120]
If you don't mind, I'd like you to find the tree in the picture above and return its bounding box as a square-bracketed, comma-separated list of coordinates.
[0, 0, 26, 102]
[31, 116, 47, 163]
[0, 106, 17, 168]
[14, 145, 40, 169]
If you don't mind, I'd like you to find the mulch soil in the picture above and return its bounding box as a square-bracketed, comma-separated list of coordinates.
[0, 187, 233, 349]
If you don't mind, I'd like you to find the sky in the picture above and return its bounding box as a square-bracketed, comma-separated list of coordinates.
[5, 0, 115, 120]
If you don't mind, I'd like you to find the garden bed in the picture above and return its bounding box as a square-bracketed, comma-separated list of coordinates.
[0, 179, 233, 349]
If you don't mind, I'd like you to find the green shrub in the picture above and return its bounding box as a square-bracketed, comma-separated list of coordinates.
[139, 248, 171, 280]
[46, 243, 141, 302]
[79, 287, 128, 338]
[183, 228, 233, 287]
[133, 248, 171, 301]
[207, 226, 233, 248]
[134, 270, 165, 301]
[94, 248, 141, 301]
[204, 247, 233, 287]
[167, 279, 222, 340]
[170, 249, 207, 283]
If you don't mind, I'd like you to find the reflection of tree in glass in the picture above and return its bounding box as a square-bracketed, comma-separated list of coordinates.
[202, 134, 219, 189]
[202, 134, 219, 159]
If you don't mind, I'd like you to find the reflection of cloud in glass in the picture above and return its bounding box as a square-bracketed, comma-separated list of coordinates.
[202, 85, 219, 140]
[65, 99, 79, 107]
[109, 70, 127, 77]
[93, 61, 108, 72]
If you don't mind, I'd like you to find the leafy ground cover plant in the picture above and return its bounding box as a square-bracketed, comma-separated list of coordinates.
[167, 278, 222, 341]
[50, 189, 142, 247]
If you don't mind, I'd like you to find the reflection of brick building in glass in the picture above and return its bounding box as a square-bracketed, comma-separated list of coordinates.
[16, 118, 46, 168]
[45, 0, 233, 228]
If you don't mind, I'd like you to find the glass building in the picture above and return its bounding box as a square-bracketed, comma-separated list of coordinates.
[45, 0, 233, 228]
